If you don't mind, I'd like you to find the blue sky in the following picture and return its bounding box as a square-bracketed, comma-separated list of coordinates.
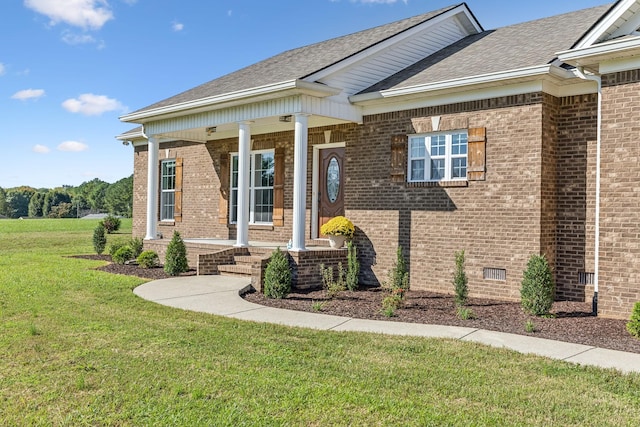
[1, 0, 609, 189]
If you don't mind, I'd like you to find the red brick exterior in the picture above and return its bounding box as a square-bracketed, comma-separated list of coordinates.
[132, 77, 640, 319]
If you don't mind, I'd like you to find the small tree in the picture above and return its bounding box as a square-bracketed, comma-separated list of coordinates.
[264, 248, 292, 299]
[93, 224, 107, 255]
[346, 241, 360, 291]
[626, 302, 640, 339]
[164, 231, 188, 276]
[453, 250, 468, 306]
[387, 246, 409, 292]
[520, 254, 555, 316]
[100, 215, 121, 234]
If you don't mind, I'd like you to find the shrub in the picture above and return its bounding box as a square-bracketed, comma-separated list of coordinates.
[93, 224, 107, 255]
[346, 241, 360, 291]
[453, 250, 468, 306]
[525, 320, 536, 333]
[456, 306, 475, 320]
[320, 263, 346, 298]
[137, 250, 160, 269]
[112, 245, 134, 265]
[129, 237, 144, 258]
[520, 254, 555, 316]
[263, 248, 292, 299]
[386, 246, 409, 292]
[100, 215, 121, 234]
[626, 302, 640, 339]
[108, 240, 127, 257]
[164, 231, 189, 276]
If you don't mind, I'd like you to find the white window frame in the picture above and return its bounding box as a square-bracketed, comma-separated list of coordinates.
[160, 159, 176, 221]
[230, 149, 275, 225]
[407, 130, 468, 182]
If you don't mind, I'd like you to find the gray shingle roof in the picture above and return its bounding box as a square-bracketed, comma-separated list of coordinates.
[130, 4, 461, 115]
[360, 4, 612, 94]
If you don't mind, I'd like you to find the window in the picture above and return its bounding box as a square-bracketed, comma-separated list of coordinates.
[230, 150, 275, 224]
[408, 131, 468, 182]
[160, 159, 176, 221]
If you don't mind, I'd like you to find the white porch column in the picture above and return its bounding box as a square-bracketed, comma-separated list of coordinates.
[145, 136, 159, 240]
[235, 122, 251, 247]
[292, 114, 309, 251]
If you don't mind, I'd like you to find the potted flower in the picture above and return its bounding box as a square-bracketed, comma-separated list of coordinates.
[320, 216, 355, 248]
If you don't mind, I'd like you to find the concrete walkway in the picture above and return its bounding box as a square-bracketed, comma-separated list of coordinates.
[134, 276, 640, 374]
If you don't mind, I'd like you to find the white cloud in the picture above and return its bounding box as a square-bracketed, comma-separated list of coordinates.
[61, 93, 126, 116]
[172, 21, 184, 32]
[33, 144, 51, 154]
[11, 88, 46, 100]
[58, 141, 89, 152]
[0, 63, 5, 76]
[24, 0, 113, 30]
[62, 30, 96, 45]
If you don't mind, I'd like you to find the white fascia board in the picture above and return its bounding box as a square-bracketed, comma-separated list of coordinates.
[350, 65, 571, 104]
[304, 4, 482, 83]
[116, 129, 144, 141]
[120, 80, 341, 123]
[574, 0, 638, 49]
[558, 36, 640, 73]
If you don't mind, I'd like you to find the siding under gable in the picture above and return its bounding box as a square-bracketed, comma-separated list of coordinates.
[316, 17, 473, 97]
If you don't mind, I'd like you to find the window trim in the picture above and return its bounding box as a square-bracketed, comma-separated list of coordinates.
[229, 148, 275, 225]
[160, 159, 176, 221]
[407, 130, 468, 183]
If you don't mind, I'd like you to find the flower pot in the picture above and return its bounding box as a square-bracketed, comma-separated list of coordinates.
[328, 235, 346, 249]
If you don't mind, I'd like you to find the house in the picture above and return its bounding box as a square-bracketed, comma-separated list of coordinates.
[118, 1, 640, 319]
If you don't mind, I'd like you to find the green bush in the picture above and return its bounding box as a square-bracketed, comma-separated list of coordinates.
[626, 302, 640, 339]
[129, 237, 144, 258]
[112, 245, 134, 265]
[93, 224, 107, 255]
[346, 241, 360, 291]
[100, 215, 121, 234]
[453, 250, 468, 306]
[386, 246, 409, 292]
[164, 231, 189, 276]
[263, 248, 292, 299]
[520, 254, 555, 316]
[137, 250, 160, 269]
[320, 263, 346, 299]
[108, 240, 127, 257]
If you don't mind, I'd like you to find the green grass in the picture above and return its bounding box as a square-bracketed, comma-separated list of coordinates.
[1, 219, 640, 425]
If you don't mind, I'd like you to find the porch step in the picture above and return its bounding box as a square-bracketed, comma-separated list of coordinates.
[234, 255, 265, 266]
[218, 264, 253, 276]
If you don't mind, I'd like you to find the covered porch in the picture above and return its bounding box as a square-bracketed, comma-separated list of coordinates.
[120, 82, 362, 253]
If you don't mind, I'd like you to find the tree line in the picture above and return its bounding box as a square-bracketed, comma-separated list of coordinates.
[0, 176, 133, 219]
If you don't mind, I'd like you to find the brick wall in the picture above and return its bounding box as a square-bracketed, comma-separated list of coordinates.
[598, 70, 640, 318]
[555, 94, 598, 302]
[347, 93, 546, 301]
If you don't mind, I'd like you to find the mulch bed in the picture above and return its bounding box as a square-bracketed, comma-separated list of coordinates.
[244, 287, 640, 354]
[75, 254, 640, 354]
[73, 254, 196, 280]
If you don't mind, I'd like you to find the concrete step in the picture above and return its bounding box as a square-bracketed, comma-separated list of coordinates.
[234, 255, 265, 266]
[218, 264, 252, 276]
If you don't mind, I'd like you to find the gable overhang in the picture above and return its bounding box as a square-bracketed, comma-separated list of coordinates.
[349, 64, 592, 114]
[573, 0, 640, 49]
[558, 35, 640, 74]
[120, 79, 342, 124]
[303, 3, 483, 84]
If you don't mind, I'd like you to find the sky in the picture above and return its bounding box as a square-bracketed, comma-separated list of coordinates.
[1, 0, 611, 189]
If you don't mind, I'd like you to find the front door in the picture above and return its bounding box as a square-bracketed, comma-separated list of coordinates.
[318, 147, 345, 236]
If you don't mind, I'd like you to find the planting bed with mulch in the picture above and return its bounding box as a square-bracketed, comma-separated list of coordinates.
[79, 254, 640, 354]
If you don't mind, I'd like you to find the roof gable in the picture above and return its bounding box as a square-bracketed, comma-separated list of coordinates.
[574, 0, 640, 48]
[358, 5, 611, 95]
